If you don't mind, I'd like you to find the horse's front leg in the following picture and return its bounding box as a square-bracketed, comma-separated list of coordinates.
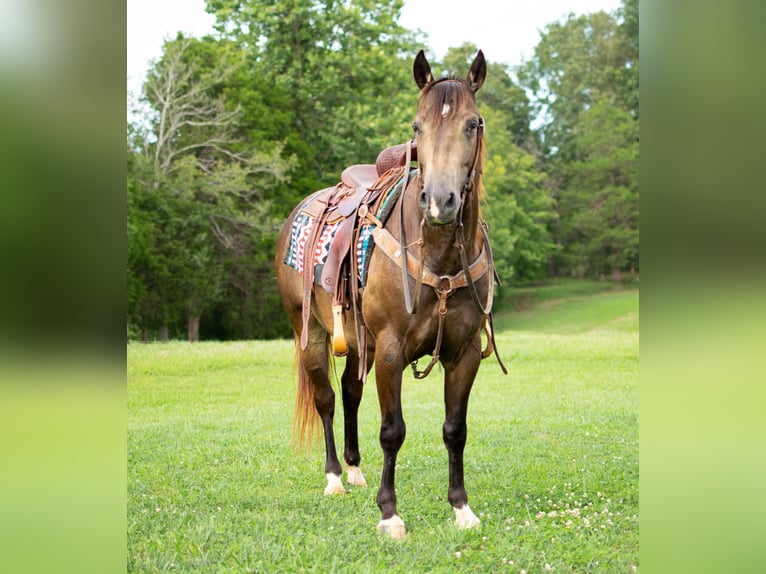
[373, 336, 407, 538]
[443, 338, 482, 529]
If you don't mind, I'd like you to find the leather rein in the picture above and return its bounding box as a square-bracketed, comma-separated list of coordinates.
[368, 117, 507, 378]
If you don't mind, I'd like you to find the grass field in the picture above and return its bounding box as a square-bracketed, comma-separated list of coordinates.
[128, 281, 638, 573]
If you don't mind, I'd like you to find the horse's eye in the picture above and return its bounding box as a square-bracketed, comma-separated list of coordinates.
[412, 122, 421, 136]
[466, 119, 480, 135]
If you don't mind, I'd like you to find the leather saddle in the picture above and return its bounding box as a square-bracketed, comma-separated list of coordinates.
[298, 141, 417, 355]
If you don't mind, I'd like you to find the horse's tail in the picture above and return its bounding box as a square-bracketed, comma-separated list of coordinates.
[291, 335, 334, 451]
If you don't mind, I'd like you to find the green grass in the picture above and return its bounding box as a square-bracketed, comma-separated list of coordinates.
[495, 280, 638, 334]
[128, 281, 638, 573]
[505, 278, 635, 308]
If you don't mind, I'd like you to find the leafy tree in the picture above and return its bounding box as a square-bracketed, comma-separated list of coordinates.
[127, 149, 173, 340]
[205, 0, 419, 184]
[560, 99, 638, 277]
[189, 0, 425, 339]
[482, 107, 557, 290]
[617, 0, 639, 118]
[519, 9, 631, 161]
[128, 35, 291, 340]
[518, 0, 638, 278]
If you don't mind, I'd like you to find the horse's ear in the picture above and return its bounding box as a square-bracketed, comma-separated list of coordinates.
[466, 50, 487, 93]
[413, 50, 433, 90]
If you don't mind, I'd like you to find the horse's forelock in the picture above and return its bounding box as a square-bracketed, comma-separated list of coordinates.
[418, 78, 475, 125]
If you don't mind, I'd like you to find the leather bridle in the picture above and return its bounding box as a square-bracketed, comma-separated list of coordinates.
[386, 115, 506, 378]
[398, 115, 486, 315]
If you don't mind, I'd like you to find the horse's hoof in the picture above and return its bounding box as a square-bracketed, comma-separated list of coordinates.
[377, 515, 406, 539]
[454, 504, 481, 529]
[324, 473, 346, 495]
[346, 466, 367, 487]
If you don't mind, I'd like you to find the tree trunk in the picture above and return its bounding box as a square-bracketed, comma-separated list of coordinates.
[141, 327, 150, 343]
[187, 315, 200, 342]
[159, 325, 169, 342]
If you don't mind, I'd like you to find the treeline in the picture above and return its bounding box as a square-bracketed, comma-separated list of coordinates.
[127, 0, 638, 342]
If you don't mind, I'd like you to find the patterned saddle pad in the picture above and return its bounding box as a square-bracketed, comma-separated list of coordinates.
[283, 170, 411, 288]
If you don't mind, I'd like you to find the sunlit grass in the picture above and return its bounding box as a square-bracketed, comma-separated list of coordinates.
[128, 281, 638, 572]
[495, 282, 638, 334]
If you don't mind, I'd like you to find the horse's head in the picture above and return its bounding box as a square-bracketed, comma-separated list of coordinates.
[411, 49, 486, 226]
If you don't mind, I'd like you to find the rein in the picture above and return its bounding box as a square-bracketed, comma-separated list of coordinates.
[399, 141, 420, 315]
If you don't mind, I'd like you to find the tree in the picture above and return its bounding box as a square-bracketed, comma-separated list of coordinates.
[205, 0, 419, 183]
[128, 35, 292, 340]
[560, 99, 638, 277]
[127, 148, 173, 340]
[518, 0, 638, 278]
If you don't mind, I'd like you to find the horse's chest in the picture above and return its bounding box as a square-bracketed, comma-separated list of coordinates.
[403, 295, 480, 358]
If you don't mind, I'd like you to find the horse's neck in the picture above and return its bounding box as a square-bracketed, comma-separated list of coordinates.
[400, 177, 481, 275]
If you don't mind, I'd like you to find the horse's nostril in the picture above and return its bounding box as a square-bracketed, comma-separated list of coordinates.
[418, 191, 427, 207]
[445, 193, 456, 209]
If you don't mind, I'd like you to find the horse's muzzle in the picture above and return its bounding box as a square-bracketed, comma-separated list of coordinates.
[418, 188, 459, 225]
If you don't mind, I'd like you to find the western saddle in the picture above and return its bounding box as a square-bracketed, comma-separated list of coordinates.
[298, 142, 418, 356]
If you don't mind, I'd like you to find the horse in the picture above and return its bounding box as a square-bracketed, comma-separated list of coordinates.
[275, 49, 505, 538]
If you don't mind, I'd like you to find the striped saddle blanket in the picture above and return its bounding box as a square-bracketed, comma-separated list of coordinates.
[283, 169, 410, 290]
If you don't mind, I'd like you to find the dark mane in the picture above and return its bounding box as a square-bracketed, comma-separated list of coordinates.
[418, 78, 476, 125]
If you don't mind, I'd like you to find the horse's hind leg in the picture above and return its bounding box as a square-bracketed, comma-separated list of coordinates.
[299, 325, 345, 495]
[340, 351, 372, 487]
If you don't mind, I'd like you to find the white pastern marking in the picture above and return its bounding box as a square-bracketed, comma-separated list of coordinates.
[454, 504, 481, 529]
[377, 514, 406, 538]
[429, 197, 440, 219]
[324, 473, 345, 495]
[346, 466, 367, 487]
[441, 103, 451, 117]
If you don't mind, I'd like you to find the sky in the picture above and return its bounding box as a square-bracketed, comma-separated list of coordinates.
[127, 0, 622, 100]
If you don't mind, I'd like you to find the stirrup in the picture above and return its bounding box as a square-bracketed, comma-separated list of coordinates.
[332, 304, 348, 356]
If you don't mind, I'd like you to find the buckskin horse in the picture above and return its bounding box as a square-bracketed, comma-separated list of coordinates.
[275, 49, 506, 538]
